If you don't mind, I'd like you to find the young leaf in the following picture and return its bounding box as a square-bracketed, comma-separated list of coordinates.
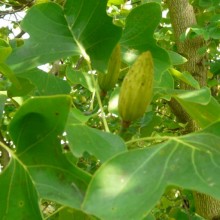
[7, 0, 122, 73]
[82, 121, 220, 220]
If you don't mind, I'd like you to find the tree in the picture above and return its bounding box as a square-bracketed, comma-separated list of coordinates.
[0, 0, 220, 219]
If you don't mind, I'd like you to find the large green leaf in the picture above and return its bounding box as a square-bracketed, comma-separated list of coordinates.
[7, 0, 122, 73]
[120, 3, 170, 75]
[82, 121, 220, 220]
[2, 95, 91, 218]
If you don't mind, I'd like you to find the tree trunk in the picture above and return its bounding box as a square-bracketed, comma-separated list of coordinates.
[167, 0, 220, 219]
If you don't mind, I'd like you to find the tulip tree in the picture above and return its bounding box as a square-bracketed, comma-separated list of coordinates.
[0, 0, 220, 219]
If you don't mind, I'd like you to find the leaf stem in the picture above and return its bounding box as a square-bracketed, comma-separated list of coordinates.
[85, 60, 110, 132]
[126, 135, 172, 145]
[91, 74, 110, 132]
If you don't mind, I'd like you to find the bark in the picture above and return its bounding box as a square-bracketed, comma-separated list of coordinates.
[167, 0, 220, 219]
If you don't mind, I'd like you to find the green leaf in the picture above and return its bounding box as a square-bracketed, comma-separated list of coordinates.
[169, 68, 200, 89]
[7, 96, 91, 212]
[68, 108, 92, 125]
[0, 160, 43, 219]
[154, 70, 174, 100]
[210, 60, 220, 75]
[17, 68, 71, 96]
[120, 3, 170, 74]
[167, 50, 187, 65]
[82, 121, 220, 220]
[0, 39, 12, 62]
[140, 112, 162, 137]
[0, 63, 21, 89]
[66, 67, 95, 92]
[174, 87, 220, 127]
[66, 123, 127, 162]
[0, 94, 7, 123]
[209, 27, 220, 39]
[174, 87, 211, 104]
[52, 207, 96, 220]
[7, 77, 35, 97]
[170, 208, 204, 220]
[7, 1, 122, 73]
[199, 0, 213, 8]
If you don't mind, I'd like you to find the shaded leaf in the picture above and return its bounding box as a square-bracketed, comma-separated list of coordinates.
[0, 63, 21, 89]
[68, 108, 92, 125]
[7, 96, 91, 212]
[18, 69, 71, 96]
[66, 67, 95, 92]
[7, 1, 122, 73]
[154, 70, 174, 100]
[51, 207, 96, 220]
[7, 77, 35, 97]
[82, 121, 220, 219]
[66, 124, 127, 162]
[0, 160, 43, 220]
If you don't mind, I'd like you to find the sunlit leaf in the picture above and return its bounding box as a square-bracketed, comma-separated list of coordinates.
[83, 121, 220, 220]
[169, 69, 200, 89]
[7, 1, 122, 73]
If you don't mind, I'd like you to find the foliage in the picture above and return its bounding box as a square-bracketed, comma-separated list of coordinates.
[0, 0, 219, 219]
